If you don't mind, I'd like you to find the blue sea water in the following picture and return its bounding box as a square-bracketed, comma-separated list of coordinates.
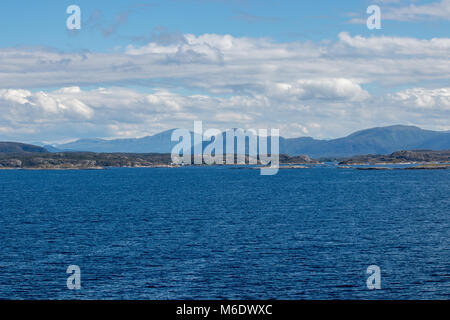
[0, 166, 448, 300]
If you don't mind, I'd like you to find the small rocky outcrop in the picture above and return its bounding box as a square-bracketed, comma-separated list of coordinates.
[0, 159, 22, 168]
[339, 150, 450, 165]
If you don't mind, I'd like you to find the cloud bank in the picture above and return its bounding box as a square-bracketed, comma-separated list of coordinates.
[0, 32, 449, 142]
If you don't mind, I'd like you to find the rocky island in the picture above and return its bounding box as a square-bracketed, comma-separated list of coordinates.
[0, 142, 320, 170]
[338, 150, 450, 170]
[0, 152, 173, 170]
[1, 142, 448, 170]
[339, 150, 450, 165]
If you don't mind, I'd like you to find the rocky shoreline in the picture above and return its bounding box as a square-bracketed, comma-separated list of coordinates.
[336, 150, 450, 171]
[0, 152, 320, 170]
[1, 149, 449, 171]
[354, 165, 450, 170]
[1, 163, 448, 171]
[339, 150, 450, 165]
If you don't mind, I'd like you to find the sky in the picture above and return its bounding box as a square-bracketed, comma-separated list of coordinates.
[0, 0, 449, 143]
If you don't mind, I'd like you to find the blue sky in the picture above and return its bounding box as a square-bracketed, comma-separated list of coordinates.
[0, 0, 449, 142]
[1, 0, 448, 50]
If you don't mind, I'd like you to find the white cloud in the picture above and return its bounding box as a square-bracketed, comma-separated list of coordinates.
[266, 79, 369, 102]
[383, 0, 450, 21]
[0, 84, 449, 142]
[388, 87, 450, 109]
[349, 0, 450, 23]
[0, 88, 93, 120]
[0, 32, 449, 141]
[0, 89, 31, 105]
[336, 32, 450, 56]
[1, 32, 449, 91]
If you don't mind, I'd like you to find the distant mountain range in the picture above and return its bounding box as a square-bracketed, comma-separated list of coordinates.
[279, 125, 450, 158]
[0, 142, 47, 154]
[1, 125, 447, 158]
[48, 130, 201, 154]
[45, 125, 449, 158]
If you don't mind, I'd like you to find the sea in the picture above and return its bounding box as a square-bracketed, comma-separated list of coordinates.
[0, 166, 448, 299]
